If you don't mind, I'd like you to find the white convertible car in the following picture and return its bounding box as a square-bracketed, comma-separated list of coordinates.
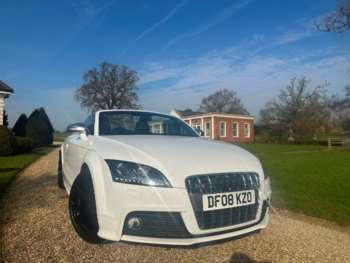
[58, 110, 271, 245]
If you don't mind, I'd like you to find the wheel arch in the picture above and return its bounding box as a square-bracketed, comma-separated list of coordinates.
[78, 150, 110, 222]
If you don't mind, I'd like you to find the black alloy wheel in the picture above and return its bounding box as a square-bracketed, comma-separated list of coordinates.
[69, 165, 110, 244]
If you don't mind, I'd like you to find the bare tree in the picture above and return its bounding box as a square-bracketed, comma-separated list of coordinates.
[199, 89, 249, 115]
[316, 0, 350, 33]
[75, 62, 140, 111]
[328, 85, 350, 132]
[260, 77, 333, 140]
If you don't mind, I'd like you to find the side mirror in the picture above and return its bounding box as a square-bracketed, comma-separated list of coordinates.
[67, 123, 88, 140]
[68, 125, 86, 133]
[194, 127, 204, 136]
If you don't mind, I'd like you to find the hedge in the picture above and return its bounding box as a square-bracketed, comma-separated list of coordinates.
[12, 113, 28, 137]
[25, 108, 53, 147]
[15, 137, 33, 154]
[0, 126, 16, 156]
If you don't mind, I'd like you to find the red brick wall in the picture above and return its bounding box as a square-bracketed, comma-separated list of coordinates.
[213, 117, 254, 143]
[184, 116, 254, 143]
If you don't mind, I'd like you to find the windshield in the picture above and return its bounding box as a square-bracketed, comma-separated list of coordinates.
[98, 111, 199, 137]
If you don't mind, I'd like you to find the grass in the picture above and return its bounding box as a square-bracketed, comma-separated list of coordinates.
[241, 143, 350, 225]
[53, 132, 70, 142]
[0, 147, 53, 194]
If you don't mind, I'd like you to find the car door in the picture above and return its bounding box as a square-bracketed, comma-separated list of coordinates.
[63, 133, 90, 187]
[64, 113, 95, 187]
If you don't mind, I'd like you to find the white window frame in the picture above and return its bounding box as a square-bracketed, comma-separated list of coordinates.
[204, 121, 211, 137]
[191, 123, 202, 131]
[243, 122, 250, 138]
[232, 122, 239, 138]
[191, 123, 202, 136]
[219, 121, 227, 137]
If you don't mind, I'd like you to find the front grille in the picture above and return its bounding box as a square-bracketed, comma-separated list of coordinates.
[123, 211, 191, 238]
[186, 172, 260, 230]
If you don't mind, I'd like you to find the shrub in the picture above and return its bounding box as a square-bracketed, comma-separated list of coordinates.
[0, 126, 16, 156]
[15, 137, 33, 153]
[25, 108, 53, 147]
[12, 113, 28, 137]
[2, 110, 9, 127]
[38, 107, 54, 133]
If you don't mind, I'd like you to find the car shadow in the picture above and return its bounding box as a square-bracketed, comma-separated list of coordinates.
[230, 252, 271, 263]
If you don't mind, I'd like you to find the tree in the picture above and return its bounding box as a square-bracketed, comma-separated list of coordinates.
[328, 85, 350, 132]
[2, 110, 8, 127]
[260, 77, 332, 140]
[75, 62, 140, 111]
[182, 108, 196, 116]
[12, 113, 28, 137]
[316, 0, 350, 33]
[38, 107, 54, 134]
[199, 89, 249, 115]
[25, 108, 53, 147]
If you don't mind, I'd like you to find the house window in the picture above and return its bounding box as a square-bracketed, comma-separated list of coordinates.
[232, 122, 239, 137]
[204, 122, 211, 137]
[219, 121, 226, 137]
[243, 123, 250, 138]
[151, 123, 162, 134]
[191, 123, 202, 135]
[191, 123, 201, 130]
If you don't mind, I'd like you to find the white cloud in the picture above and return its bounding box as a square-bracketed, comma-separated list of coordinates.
[138, 62, 186, 84]
[139, 47, 350, 117]
[72, 0, 116, 21]
[122, 0, 188, 55]
[272, 30, 312, 46]
[165, 0, 253, 48]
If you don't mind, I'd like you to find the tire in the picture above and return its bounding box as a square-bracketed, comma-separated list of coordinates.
[57, 150, 65, 189]
[68, 165, 109, 244]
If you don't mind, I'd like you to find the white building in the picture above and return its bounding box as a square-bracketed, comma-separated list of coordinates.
[0, 80, 14, 126]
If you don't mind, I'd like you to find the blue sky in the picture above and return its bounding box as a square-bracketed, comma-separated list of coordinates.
[1, 0, 349, 130]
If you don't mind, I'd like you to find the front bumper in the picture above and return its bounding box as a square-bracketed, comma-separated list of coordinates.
[96, 177, 271, 246]
[122, 206, 269, 246]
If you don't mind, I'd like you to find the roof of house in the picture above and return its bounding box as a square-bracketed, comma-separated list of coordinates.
[172, 109, 202, 117]
[172, 109, 254, 120]
[0, 80, 14, 93]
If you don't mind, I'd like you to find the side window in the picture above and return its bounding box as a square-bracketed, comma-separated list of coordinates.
[233, 122, 239, 137]
[219, 121, 226, 137]
[243, 123, 250, 138]
[204, 122, 211, 137]
[84, 113, 95, 135]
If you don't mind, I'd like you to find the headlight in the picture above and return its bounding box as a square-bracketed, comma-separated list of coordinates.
[105, 160, 172, 188]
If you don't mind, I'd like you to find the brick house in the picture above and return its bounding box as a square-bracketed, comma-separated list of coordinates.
[170, 109, 254, 143]
[0, 80, 14, 126]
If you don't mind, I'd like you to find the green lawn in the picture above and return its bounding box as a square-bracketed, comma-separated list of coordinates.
[0, 147, 53, 194]
[53, 132, 70, 142]
[242, 143, 350, 225]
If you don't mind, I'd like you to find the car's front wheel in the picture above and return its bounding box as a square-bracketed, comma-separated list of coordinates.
[69, 165, 109, 244]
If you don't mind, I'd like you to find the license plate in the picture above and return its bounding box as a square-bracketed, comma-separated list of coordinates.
[202, 190, 255, 211]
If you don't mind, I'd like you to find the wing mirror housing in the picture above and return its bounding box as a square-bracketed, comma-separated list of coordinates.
[194, 127, 204, 136]
[67, 123, 88, 140]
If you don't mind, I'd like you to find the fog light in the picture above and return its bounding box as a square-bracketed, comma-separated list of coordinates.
[127, 217, 142, 230]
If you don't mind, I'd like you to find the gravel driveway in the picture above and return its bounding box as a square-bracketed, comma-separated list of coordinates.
[1, 148, 349, 263]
